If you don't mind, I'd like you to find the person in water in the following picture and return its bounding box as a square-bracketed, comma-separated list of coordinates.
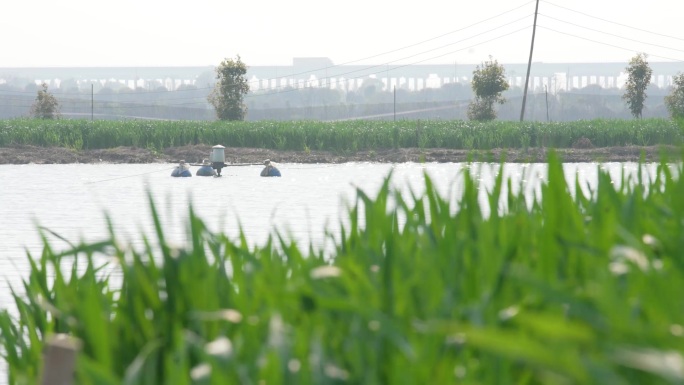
[171, 160, 192, 177]
[260, 159, 281, 177]
[196, 159, 216, 177]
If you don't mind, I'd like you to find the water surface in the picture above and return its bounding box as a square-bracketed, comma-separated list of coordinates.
[0, 161, 652, 308]
[1, 160, 665, 383]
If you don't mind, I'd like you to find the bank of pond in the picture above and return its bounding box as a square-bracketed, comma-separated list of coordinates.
[1, 153, 683, 384]
[1, 118, 683, 152]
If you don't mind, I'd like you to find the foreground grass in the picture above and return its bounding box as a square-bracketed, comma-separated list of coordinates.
[0, 118, 683, 152]
[1, 152, 684, 384]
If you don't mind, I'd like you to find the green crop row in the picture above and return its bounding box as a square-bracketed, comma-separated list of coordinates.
[0, 118, 682, 151]
[2, 152, 684, 384]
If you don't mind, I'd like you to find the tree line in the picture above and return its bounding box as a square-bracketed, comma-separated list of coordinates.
[15, 53, 684, 122]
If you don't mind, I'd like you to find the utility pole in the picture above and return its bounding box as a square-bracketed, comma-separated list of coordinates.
[393, 86, 396, 121]
[520, 0, 540, 122]
[91, 84, 94, 121]
[545, 85, 549, 122]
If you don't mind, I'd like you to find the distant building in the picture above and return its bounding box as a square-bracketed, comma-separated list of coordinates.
[292, 57, 334, 69]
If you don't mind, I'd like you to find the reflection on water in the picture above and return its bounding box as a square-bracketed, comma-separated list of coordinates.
[0, 161, 656, 310]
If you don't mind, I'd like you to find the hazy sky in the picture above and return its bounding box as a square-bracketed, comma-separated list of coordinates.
[2, 0, 683, 67]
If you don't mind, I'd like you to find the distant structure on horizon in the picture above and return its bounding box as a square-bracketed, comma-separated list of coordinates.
[0, 57, 682, 93]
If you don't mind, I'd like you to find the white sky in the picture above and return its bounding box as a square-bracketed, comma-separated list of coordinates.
[2, 0, 683, 67]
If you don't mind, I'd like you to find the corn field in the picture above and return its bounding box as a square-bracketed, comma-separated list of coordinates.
[0, 118, 682, 152]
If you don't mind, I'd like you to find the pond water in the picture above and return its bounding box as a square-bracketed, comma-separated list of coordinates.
[2, 161, 654, 295]
[0, 160, 664, 381]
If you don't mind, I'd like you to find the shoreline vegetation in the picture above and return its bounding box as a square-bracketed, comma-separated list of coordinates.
[0, 117, 683, 164]
[1, 143, 683, 164]
[2, 154, 683, 384]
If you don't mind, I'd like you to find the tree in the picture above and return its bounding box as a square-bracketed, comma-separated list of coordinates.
[623, 53, 652, 119]
[665, 73, 684, 119]
[208, 55, 250, 120]
[30, 83, 60, 119]
[467, 57, 509, 121]
[58, 78, 80, 94]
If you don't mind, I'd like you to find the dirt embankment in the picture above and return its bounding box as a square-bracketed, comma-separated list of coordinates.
[0, 144, 681, 165]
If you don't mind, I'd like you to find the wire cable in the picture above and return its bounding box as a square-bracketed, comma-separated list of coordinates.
[0, 2, 534, 100]
[84, 167, 177, 184]
[28, 0, 532, 98]
[5, 20, 533, 109]
[537, 25, 684, 62]
[542, 0, 684, 42]
[254, 14, 533, 93]
[244, 25, 532, 100]
[12, 0, 684, 114]
[238, 1, 535, 86]
[538, 13, 684, 55]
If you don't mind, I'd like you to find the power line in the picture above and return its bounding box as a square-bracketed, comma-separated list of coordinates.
[1, 1, 534, 98]
[106, 85, 214, 95]
[245, 26, 533, 100]
[538, 13, 684, 55]
[542, 0, 684, 42]
[239, 1, 535, 86]
[2, 23, 532, 109]
[0, 85, 214, 96]
[537, 25, 684, 62]
[3, 0, 681, 109]
[8, 0, 683, 112]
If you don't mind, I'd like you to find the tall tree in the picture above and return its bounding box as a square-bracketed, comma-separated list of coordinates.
[467, 57, 509, 121]
[208, 56, 250, 121]
[623, 53, 652, 119]
[665, 73, 684, 119]
[30, 83, 60, 119]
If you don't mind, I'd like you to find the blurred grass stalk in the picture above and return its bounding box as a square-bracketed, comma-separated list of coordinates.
[2, 152, 684, 384]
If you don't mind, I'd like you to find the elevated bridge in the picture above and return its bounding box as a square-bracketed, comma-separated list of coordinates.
[1, 59, 682, 92]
